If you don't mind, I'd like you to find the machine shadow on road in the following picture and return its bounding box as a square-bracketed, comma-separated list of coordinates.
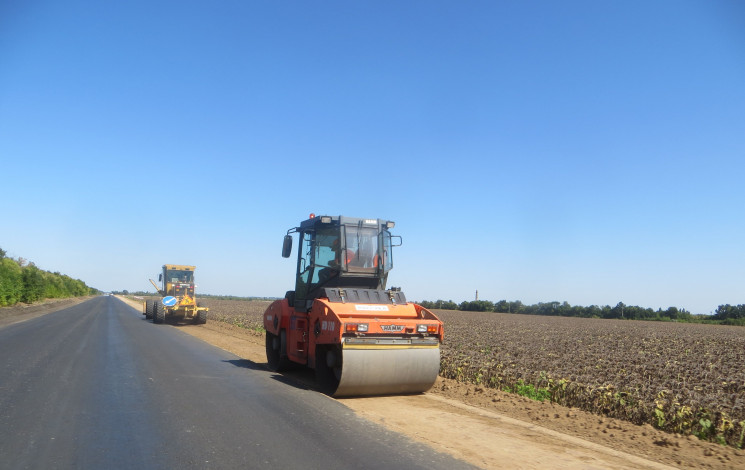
[224, 358, 317, 392]
[222, 359, 265, 371]
[268, 371, 316, 392]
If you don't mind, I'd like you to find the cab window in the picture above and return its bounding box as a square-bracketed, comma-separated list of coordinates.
[345, 225, 379, 271]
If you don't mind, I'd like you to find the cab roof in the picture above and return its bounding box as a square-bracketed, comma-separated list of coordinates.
[163, 265, 196, 271]
[298, 215, 394, 231]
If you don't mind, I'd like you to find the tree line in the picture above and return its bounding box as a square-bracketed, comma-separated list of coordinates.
[0, 248, 99, 307]
[418, 298, 745, 325]
[712, 304, 745, 323]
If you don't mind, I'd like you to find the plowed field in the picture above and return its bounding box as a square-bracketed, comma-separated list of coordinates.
[437, 311, 745, 447]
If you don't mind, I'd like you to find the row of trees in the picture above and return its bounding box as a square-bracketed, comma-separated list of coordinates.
[418, 299, 701, 322]
[713, 304, 745, 321]
[0, 248, 98, 307]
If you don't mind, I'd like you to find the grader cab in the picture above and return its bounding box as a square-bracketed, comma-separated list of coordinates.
[143, 264, 208, 324]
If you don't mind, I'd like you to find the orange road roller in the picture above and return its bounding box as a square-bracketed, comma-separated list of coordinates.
[264, 215, 443, 397]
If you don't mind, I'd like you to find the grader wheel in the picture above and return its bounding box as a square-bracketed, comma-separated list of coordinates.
[192, 302, 207, 324]
[153, 302, 165, 324]
[145, 300, 154, 320]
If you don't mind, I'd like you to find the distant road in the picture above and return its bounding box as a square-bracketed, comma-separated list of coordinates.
[0, 296, 474, 469]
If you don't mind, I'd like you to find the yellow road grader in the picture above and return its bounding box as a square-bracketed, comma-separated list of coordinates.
[143, 264, 208, 324]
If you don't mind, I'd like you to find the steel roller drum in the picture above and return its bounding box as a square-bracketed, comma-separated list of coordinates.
[333, 346, 441, 397]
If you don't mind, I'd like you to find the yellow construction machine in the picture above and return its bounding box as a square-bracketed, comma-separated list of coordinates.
[143, 264, 208, 324]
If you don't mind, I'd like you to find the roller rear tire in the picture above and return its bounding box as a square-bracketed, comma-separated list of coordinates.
[265, 331, 292, 372]
[315, 345, 343, 396]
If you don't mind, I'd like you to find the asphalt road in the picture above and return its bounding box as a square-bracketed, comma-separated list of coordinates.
[0, 296, 475, 470]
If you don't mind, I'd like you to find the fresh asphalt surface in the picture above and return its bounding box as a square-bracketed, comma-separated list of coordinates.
[0, 296, 475, 469]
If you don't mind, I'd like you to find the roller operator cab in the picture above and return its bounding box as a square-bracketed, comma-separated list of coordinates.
[263, 215, 444, 397]
[143, 264, 208, 324]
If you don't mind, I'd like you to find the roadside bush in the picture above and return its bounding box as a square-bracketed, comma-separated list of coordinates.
[0, 258, 23, 306]
[0, 248, 97, 306]
[21, 264, 45, 303]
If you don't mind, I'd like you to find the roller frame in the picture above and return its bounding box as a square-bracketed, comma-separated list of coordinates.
[263, 297, 444, 397]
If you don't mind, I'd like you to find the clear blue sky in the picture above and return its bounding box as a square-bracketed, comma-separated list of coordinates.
[2, 1, 743, 314]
